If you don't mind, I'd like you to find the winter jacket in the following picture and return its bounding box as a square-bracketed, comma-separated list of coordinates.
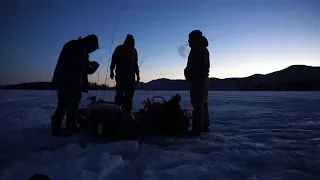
[184, 36, 210, 82]
[52, 39, 98, 93]
[110, 34, 139, 83]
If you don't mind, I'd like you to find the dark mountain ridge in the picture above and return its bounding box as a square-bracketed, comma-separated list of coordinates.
[2, 65, 320, 91]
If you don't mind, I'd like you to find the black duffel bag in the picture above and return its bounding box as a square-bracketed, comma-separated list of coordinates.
[141, 94, 192, 136]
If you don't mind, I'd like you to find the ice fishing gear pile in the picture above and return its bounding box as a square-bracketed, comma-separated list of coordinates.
[75, 94, 193, 142]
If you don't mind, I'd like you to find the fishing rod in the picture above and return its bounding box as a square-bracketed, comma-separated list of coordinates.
[95, 57, 103, 97]
[102, 6, 123, 100]
[139, 56, 146, 68]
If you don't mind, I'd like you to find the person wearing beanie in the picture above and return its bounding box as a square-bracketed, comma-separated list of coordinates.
[51, 34, 100, 137]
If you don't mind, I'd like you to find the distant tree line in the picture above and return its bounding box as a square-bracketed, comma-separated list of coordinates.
[2, 82, 110, 90]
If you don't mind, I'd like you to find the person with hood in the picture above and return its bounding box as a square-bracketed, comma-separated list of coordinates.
[184, 30, 210, 136]
[110, 34, 140, 116]
[51, 34, 100, 137]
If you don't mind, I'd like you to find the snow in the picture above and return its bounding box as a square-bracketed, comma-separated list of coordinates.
[0, 90, 320, 180]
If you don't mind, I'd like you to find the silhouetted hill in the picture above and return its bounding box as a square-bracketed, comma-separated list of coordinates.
[134, 65, 320, 91]
[2, 65, 320, 91]
[240, 65, 320, 91]
[137, 78, 189, 90]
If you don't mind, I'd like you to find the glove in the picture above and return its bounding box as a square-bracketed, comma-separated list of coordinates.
[90, 61, 99, 69]
[136, 74, 140, 84]
[110, 71, 115, 80]
[90, 61, 99, 73]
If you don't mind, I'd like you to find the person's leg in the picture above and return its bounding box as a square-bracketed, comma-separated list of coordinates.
[123, 82, 135, 113]
[190, 89, 203, 135]
[190, 78, 207, 136]
[51, 90, 67, 135]
[115, 81, 125, 106]
[66, 92, 82, 132]
[190, 84, 202, 135]
[203, 79, 210, 132]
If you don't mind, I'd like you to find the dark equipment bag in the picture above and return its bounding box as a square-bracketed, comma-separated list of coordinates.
[139, 94, 192, 137]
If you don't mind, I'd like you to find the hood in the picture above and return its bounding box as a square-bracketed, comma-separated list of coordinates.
[123, 34, 135, 48]
[188, 30, 208, 48]
[203, 36, 208, 47]
[83, 34, 99, 53]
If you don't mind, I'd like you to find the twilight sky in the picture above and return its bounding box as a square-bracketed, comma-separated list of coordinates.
[0, 0, 319, 86]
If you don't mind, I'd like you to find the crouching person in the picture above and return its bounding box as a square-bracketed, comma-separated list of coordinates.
[51, 34, 100, 137]
[184, 30, 210, 136]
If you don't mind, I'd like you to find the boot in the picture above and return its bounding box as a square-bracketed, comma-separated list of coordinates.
[59, 128, 73, 137]
[66, 115, 79, 133]
[189, 109, 202, 137]
[51, 116, 61, 137]
[188, 130, 201, 137]
[51, 116, 73, 137]
[203, 102, 210, 132]
[203, 126, 210, 132]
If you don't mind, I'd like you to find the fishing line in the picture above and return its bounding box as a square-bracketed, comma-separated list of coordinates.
[139, 56, 146, 68]
[102, 6, 123, 100]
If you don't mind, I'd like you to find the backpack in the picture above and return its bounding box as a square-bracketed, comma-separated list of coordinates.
[140, 95, 192, 136]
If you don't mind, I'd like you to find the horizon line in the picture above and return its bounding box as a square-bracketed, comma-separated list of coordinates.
[1, 64, 318, 86]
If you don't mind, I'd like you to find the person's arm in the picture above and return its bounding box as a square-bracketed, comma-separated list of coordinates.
[204, 48, 210, 76]
[184, 50, 193, 81]
[134, 48, 140, 76]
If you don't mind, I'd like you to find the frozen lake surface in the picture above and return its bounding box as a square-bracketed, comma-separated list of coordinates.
[0, 90, 319, 180]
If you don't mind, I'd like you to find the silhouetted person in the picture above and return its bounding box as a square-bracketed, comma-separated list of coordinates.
[51, 34, 100, 137]
[184, 30, 210, 136]
[110, 34, 140, 116]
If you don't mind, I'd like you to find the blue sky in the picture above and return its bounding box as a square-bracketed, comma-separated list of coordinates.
[0, 0, 319, 86]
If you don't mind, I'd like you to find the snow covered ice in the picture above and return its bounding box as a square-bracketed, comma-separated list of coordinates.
[0, 90, 320, 180]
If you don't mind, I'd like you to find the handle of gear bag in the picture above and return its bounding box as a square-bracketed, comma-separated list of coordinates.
[87, 96, 118, 105]
[152, 96, 166, 104]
